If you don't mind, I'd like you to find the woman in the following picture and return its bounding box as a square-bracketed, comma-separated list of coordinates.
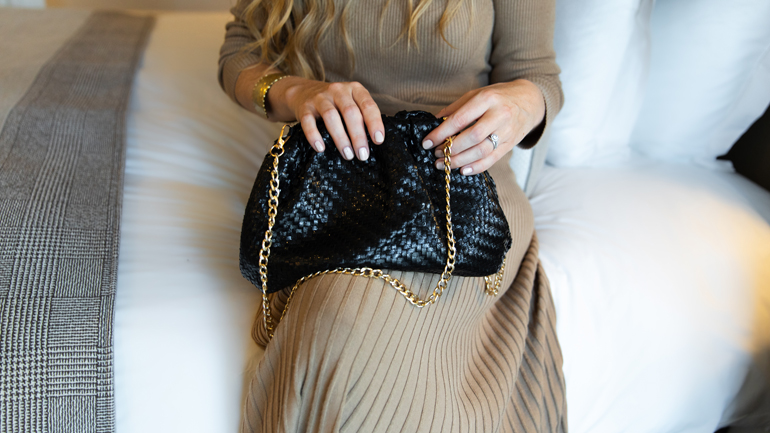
[219, 0, 566, 431]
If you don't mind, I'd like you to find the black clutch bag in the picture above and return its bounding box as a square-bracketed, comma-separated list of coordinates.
[240, 110, 512, 339]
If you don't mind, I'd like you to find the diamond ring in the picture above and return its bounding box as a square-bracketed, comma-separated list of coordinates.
[487, 133, 499, 150]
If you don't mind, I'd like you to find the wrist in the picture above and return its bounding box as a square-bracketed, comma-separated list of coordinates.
[252, 73, 291, 119]
[266, 75, 305, 122]
[510, 79, 547, 148]
[511, 79, 545, 126]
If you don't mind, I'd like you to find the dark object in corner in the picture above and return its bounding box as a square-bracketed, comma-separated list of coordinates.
[719, 103, 770, 193]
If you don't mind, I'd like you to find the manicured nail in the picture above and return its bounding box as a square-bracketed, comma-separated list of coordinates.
[374, 131, 384, 144]
[343, 146, 355, 160]
[358, 147, 369, 160]
[423, 139, 433, 149]
[435, 149, 444, 158]
[462, 167, 473, 176]
[314, 141, 325, 152]
[436, 161, 445, 170]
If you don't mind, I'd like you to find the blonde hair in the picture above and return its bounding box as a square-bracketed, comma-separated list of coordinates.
[242, 0, 470, 81]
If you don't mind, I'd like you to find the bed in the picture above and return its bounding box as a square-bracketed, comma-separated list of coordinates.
[1, 4, 769, 433]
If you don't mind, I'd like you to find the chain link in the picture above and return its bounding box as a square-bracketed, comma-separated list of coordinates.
[484, 257, 506, 297]
[257, 124, 291, 339]
[257, 126, 505, 341]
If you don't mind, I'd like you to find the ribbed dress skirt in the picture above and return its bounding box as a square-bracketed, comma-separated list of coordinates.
[241, 158, 568, 433]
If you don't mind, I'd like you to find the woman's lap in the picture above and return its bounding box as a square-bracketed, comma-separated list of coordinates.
[243, 156, 567, 432]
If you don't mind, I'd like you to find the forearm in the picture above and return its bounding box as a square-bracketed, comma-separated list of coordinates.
[489, 0, 562, 149]
[220, 0, 301, 122]
[234, 63, 309, 123]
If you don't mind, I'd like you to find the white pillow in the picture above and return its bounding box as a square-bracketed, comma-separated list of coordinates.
[630, 0, 770, 170]
[545, 0, 654, 167]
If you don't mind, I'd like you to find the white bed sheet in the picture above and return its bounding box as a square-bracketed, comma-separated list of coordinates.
[532, 162, 770, 432]
[115, 12, 274, 433]
[115, 12, 770, 433]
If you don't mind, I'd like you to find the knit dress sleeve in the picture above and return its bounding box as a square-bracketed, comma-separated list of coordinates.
[489, 0, 563, 148]
[218, 0, 262, 103]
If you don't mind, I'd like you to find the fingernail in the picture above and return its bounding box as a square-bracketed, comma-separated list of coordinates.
[374, 131, 384, 144]
[343, 147, 355, 160]
[462, 167, 473, 175]
[314, 141, 325, 152]
[423, 139, 433, 149]
[358, 147, 369, 160]
[435, 149, 444, 158]
[436, 161, 445, 170]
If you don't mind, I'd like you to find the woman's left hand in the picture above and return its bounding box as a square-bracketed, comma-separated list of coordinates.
[422, 79, 545, 175]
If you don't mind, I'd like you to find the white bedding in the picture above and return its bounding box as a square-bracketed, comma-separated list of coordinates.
[115, 13, 272, 433]
[115, 12, 770, 433]
[533, 163, 770, 432]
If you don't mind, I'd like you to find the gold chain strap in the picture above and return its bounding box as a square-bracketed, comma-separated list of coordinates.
[257, 125, 505, 340]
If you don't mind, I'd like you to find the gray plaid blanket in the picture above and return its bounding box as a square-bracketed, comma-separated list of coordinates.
[0, 9, 154, 432]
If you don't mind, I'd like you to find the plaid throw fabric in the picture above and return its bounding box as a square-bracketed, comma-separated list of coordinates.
[0, 12, 153, 432]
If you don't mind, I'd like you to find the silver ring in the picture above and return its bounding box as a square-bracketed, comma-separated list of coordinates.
[487, 133, 499, 150]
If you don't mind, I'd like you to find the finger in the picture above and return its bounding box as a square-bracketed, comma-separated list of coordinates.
[457, 150, 502, 176]
[334, 91, 370, 161]
[436, 110, 500, 158]
[436, 138, 497, 172]
[424, 90, 482, 149]
[352, 86, 385, 145]
[298, 106, 324, 153]
[318, 99, 355, 160]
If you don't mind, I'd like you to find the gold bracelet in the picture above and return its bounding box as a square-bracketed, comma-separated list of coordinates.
[252, 73, 290, 119]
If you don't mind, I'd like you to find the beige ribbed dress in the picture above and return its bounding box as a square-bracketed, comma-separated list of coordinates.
[219, 0, 567, 431]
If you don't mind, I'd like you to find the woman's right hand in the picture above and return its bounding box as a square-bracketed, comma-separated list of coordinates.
[236, 64, 385, 161]
[272, 77, 384, 160]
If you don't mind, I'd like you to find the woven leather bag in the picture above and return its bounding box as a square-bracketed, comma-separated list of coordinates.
[240, 110, 512, 302]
